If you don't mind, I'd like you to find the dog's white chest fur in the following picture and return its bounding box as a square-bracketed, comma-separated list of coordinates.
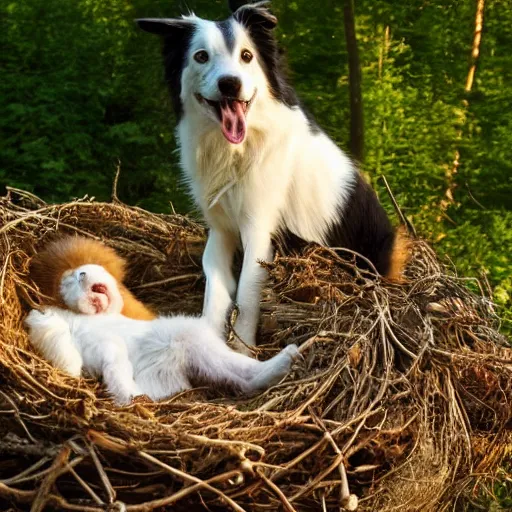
[178, 102, 354, 241]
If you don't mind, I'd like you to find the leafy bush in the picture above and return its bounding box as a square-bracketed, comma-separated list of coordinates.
[1, 0, 510, 333]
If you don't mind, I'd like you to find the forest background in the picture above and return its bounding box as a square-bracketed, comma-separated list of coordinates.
[1, 0, 510, 334]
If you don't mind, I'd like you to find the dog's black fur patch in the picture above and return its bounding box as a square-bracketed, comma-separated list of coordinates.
[136, 19, 195, 120]
[231, 7, 320, 134]
[274, 174, 395, 277]
[325, 174, 395, 276]
[217, 19, 236, 53]
[233, 9, 297, 109]
[272, 228, 309, 256]
[162, 27, 195, 119]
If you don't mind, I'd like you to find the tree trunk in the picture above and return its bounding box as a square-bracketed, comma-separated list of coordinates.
[377, 26, 390, 175]
[465, 0, 485, 93]
[343, 0, 364, 163]
[442, 0, 485, 210]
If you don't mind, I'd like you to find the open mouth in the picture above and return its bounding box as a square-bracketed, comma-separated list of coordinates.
[91, 283, 110, 313]
[92, 283, 107, 295]
[195, 91, 256, 144]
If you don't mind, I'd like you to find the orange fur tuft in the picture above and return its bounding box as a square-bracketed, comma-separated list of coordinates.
[30, 236, 155, 320]
[386, 226, 412, 282]
[120, 289, 156, 321]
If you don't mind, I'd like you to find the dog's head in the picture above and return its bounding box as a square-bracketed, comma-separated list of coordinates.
[137, 2, 294, 145]
[59, 264, 124, 315]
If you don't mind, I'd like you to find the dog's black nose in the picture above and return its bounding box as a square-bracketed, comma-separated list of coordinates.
[218, 76, 242, 97]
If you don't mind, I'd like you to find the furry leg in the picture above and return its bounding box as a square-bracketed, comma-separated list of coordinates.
[100, 336, 140, 405]
[134, 344, 193, 401]
[185, 327, 297, 393]
[246, 345, 299, 391]
[202, 229, 238, 335]
[234, 229, 273, 349]
[25, 309, 83, 377]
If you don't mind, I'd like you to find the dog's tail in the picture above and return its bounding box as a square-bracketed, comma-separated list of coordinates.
[386, 226, 412, 282]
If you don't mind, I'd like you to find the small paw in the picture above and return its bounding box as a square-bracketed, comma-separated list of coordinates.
[29, 308, 44, 317]
[112, 384, 142, 407]
[64, 356, 83, 378]
[283, 344, 301, 361]
[25, 308, 54, 328]
[113, 393, 133, 407]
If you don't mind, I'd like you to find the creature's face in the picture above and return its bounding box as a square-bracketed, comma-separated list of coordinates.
[137, 3, 285, 145]
[60, 264, 124, 315]
[182, 17, 267, 145]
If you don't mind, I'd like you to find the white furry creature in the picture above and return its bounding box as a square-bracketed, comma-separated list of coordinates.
[25, 263, 298, 405]
[137, 2, 410, 349]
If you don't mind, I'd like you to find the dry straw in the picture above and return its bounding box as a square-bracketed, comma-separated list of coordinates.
[0, 187, 511, 511]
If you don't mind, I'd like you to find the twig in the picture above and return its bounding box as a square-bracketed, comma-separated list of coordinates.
[138, 451, 247, 512]
[68, 466, 104, 505]
[133, 273, 200, 290]
[184, 433, 265, 457]
[0, 456, 50, 485]
[289, 453, 344, 502]
[309, 409, 358, 510]
[257, 468, 297, 512]
[87, 431, 246, 512]
[112, 159, 122, 203]
[0, 482, 35, 503]
[0, 390, 38, 443]
[88, 442, 116, 504]
[380, 175, 417, 237]
[271, 436, 328, 483]
[31, 446, 71, 512]
[125, 470, 242, 511]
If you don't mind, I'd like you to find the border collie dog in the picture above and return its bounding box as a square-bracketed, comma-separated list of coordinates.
[137, 1, 409, 349]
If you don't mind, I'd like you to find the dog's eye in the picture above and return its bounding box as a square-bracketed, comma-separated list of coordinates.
[241, 49, 253, 63]
[194, 50, 209, 64]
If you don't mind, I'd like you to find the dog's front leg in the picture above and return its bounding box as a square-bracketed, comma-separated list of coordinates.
[202, 228, 238, 335]
[234, 229, 273, 349]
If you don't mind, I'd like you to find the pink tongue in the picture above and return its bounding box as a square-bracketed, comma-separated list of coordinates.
[220, 101, 246, 144]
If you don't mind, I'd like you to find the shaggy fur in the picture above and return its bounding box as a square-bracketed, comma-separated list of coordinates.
[30, 236, 155, 320]
[137, 2, 410, 348]
[26, 249, 298, 404]
[25, 307, 298, 405]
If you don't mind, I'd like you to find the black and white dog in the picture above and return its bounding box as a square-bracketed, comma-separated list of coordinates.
[137, 1, 409, 349]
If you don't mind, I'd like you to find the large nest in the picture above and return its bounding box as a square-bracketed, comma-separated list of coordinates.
[0, 187, 511, 512]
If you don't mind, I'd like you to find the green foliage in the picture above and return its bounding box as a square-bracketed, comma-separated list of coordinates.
[468, 463, 512, 511]
[1, 0, 510, 333]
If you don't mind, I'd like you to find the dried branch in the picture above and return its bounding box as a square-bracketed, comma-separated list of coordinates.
[0, 188, 510, 512]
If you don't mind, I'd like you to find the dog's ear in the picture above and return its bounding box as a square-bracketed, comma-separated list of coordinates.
[228, 0, 249, 12]
[136, 18, 193, 37]
[231, 2, 277, 30]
